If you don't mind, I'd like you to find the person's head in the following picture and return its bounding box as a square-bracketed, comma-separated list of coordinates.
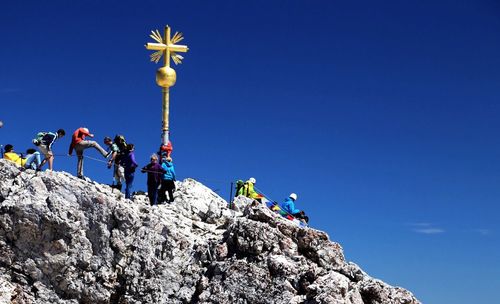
[82, 127, 89, 133]
[26, 148, 36, 154]
[127, 143, 134, 152]
[248, 177, 256, 184]
[57, 129, 65, 137]
[104, 136, 113, 146]
[289, 193, 298, 201]
[150, 154, 158, 163]
[4, 144, 13, 152]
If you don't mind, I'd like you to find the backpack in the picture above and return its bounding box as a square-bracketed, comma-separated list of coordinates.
[32, 132, 46, 146]
[235, 180, 245, 197]
[114, 135, 127, 151]
[113, 135, 128, 164]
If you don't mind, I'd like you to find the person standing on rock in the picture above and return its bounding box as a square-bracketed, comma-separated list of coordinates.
[68, 127, 109, 179]
[104, 136, 125, 191]
[34, 129, 65, 171]
[158, 156, 176, 204]
[280, 193, 309, 223]
[141, 154, 166, 205]
[122, 143, 138, 199]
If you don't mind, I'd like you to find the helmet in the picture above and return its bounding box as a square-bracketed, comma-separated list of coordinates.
[248, 177, 256, 184]
[289, 193, 297, 201]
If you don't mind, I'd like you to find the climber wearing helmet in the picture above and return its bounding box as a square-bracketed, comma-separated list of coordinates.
[68, 127, 109, 179]
[280, 193, 309, 223]
[237, 177, 262, 201]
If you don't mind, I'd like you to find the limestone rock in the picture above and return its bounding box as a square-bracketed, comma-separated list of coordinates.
[0, 159, 420, 304]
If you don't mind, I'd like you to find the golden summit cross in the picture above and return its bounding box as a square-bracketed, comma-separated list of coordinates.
[145, 25, 189, 149]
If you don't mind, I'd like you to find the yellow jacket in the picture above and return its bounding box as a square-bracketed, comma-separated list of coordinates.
[237, 181, 260, 199]
[4, 152, 26, 167]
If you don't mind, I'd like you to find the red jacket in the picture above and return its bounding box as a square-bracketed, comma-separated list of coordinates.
[68, 128, 91, 154]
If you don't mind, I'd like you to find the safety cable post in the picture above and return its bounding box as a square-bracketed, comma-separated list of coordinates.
[229, 181, 234, 209]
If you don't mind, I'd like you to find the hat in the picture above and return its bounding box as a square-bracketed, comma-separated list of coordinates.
[248, 177, 256, 184]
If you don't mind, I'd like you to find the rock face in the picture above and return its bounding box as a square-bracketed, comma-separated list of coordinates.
[0, 159, 420, 304]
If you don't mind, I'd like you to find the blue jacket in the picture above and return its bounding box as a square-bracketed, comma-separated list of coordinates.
[161, 161, 176, 181]
[280, 197, 300, 214]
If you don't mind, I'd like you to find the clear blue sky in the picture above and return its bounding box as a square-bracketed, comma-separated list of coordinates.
[1, 1, 499, 303]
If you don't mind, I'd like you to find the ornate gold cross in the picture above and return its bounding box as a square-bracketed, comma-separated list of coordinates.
[145, 25, 189, 149]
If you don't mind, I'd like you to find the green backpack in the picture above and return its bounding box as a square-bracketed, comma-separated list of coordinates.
[32, 132, 47, 146]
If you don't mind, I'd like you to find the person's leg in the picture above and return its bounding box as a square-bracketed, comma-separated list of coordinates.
[166, 180, 175, 202]
[38, 145, 50, 169]
[157, 180, 167, 203]
[125, 171, 134, 199]
[75, 146, 84, 177]
[47, 155, 54, 171]
[24, 154, 36, 169]
[148, 184, 157, 205]
[34, 152, 41, 169]
[79, 140, 108, 157]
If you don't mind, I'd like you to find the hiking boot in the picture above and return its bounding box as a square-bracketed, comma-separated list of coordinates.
[77, 175, 84, 179]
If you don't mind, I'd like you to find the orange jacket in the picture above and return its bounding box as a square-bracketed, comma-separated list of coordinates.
[68, 128, 91, 154]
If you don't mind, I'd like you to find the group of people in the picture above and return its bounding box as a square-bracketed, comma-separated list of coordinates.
[2, 127, 309, 223]
[2, 127, 176, 205]
[236, 177, 309, 224]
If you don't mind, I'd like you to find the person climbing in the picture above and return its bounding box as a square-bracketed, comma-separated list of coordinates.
[24, 148, 42, 170]
[141, 153, 166, 206]
[158, 156, 176, 204]
[3, 144, 27, 167]
[34, 129, 65, 171]
[122, 143, 138, 199]
[68, 127, 109, 179]
[237, 177, 263, 201]
[280, 193, 309, 223]
[104, 136, 125, 191]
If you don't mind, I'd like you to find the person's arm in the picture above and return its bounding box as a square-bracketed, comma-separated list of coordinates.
[131, 153, 138, 168]
[171, 165, 176, 181]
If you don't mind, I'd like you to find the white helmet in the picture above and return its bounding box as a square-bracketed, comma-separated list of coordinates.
[248, 177, 256, 184]
[289, 193, 297, 201]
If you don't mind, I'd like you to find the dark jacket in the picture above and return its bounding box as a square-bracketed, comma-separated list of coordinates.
[142, 162, 166, 186]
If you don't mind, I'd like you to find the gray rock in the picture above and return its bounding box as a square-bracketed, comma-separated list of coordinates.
[0, 159, 420, 304]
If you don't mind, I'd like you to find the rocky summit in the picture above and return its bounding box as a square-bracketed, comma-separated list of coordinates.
[0, 159, 420, 304]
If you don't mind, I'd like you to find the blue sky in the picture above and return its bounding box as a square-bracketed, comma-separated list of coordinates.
[1, 1, 499, 302]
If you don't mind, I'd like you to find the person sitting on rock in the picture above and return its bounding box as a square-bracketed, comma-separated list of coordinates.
[3, 145, 42, 171]
[141, 154, 166, 206]
[280, 193, 309, 223]
[68, 127, 109, 179]
[3, 144, 27, 167]
[237, 177, 263, 202]
[24, 148, 42, 170]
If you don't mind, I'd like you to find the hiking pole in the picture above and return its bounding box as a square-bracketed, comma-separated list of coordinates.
[0, 145, 3, 158]
[229, 181, 234, 208]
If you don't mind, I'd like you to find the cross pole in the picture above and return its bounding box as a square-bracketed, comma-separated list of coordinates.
[145, 25, 189, 153]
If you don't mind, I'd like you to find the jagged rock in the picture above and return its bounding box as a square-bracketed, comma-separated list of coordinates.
[0, 159, 420, 304]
